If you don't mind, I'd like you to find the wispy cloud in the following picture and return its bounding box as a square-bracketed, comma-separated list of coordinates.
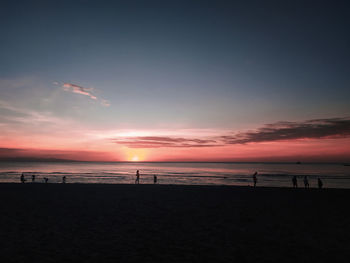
[101, 99, 111, 107]
[111, 117, 350, 148]
[112, 136, 219, 148]
[221, 117, 350, 144]
[0, 99, 69, 126]
[58, 82, 110, 107]
[62, 83, 97, 100]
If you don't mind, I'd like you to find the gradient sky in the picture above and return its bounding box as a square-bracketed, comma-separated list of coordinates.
[1, 0, 350, 162]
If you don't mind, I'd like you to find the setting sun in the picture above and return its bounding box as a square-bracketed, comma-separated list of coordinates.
[124, 148, 147, 162]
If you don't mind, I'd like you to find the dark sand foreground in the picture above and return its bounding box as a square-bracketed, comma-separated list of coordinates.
[1, 184, 350, 263]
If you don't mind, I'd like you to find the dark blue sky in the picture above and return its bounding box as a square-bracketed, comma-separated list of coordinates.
[1, 0, 349, 127]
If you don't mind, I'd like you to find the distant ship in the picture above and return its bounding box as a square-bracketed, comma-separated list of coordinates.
[296, 161, 301, 164]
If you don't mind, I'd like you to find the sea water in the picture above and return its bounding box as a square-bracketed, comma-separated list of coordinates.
[0, 162, 349, 188]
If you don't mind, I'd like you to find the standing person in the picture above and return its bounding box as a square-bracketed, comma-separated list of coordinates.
[135, 170, 140, 184]
[62, 176, 66, 184]
[154, 175, 157, 184]
[32, 174, 35, 183]
[20, 173, 25, 183]
[292, 176, 298, 188]
[253, 172, 258, 187]
[318, 178, 323, 189]
[44, 177, 48, 184]
[303, 176, 309, 188]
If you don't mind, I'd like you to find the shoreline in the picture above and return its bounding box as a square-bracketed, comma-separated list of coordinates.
[2, 182, 350, 191]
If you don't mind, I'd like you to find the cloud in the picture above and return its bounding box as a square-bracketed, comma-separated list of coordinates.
[101, 99, 111, 107]
[112, 136, 220, 148]
[221, 117, 350, 144]
[110, 117, 350, 148]
[62, 83, 97, 100]
[58, 82, 110, 107]
[0, 147, 118, 162]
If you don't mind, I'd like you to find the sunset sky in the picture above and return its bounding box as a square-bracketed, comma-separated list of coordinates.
[1, 0, 349, 162]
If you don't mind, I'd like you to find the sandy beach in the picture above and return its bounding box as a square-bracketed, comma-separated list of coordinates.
[1, 183, 349, 262]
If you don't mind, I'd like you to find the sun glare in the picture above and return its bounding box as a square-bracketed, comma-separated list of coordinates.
[124, 148, 147, 161]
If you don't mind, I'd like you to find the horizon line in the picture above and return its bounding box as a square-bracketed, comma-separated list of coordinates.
[0, 158, 348, 165]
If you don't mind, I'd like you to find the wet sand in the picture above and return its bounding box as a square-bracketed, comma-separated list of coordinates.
[1, 183, 349, 262]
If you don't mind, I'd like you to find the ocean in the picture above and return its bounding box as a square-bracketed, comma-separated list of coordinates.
[0, 161, 350, 188]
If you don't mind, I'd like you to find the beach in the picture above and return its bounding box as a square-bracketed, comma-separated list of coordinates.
[1, 183, 349, 262]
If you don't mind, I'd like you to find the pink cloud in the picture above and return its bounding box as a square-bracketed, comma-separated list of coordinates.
[62, 83, 97, 100]
[112, 136, 219, 148]
[110, 117, 350, 150]
[220, 117, 350, 144]
[61, 82, 111, 107]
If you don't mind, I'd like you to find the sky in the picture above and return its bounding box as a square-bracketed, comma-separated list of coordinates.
[0, 0, 350, 162]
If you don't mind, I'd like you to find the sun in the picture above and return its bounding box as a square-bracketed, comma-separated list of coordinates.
[131, 155, 139, 162]
[124, 148, 147, 161]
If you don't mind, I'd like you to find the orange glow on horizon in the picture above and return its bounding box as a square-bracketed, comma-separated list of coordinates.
[1, 125, 350, 162]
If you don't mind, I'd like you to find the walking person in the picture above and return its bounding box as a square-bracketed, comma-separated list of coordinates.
[32, 174, 36, 183]
[135, 170, 140, 184]
[318, 178, 323, 189]
[252, 171, 258, 187]
[62, 176, 66, 184]
[303, 176, 309, 188]
[154, 174, 157, 184]
[20, 173, 25, 184]
[292, 176, 298, 188]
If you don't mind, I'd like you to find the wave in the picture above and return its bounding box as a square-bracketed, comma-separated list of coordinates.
[258, 173, 350, 179]
[2, 171, 350, 179]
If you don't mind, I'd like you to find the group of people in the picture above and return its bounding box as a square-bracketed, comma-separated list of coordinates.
[19, 171, 325, 188]
[20, 173, 66, 184]
[135, 170, 158, 184]
[292, 175, 323, 189]
[20, 170, 156, 184]
[252, 172, 324, 189]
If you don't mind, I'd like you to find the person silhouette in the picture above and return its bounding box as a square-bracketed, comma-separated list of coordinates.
[44, 177, 48, 184]
[32, 174, 35, 183]
[20, 173, 25, 183]
[253, 172, 258, 187]
[154, 175, 157, 184]
[318, 178, 323, 189]
[292, 176, 298, 188]
[303, 176, 309, 188]
[135, 170, 140, 184]
[62, 176, 66, 184]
